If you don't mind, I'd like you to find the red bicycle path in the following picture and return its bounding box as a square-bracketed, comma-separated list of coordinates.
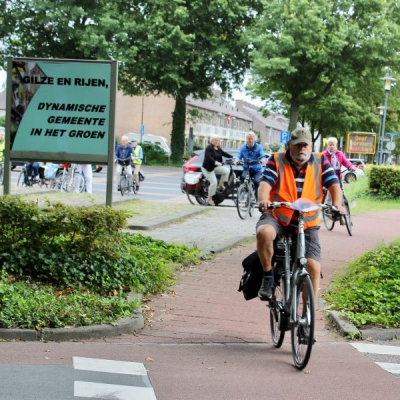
[80, 209, 400, 400]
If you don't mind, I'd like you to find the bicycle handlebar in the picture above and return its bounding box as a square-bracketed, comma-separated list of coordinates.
[260, 200, 339, 214]
[236, 156, 266, 166]
[115, 157, 131, 163]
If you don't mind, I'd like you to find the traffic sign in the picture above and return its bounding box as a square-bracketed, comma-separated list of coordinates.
[386, 141, 396, 151]
[280, 130, 290, 144]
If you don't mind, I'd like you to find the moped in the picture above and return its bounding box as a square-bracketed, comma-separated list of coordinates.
[184, 159, 240, 206]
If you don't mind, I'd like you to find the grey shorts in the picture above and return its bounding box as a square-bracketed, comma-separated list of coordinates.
[256, 212, 321, 262]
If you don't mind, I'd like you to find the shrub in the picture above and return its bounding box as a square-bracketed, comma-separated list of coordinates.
[324, 241, 400, 328]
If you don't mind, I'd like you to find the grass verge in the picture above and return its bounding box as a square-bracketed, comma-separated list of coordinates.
[324, 176, 400, 329]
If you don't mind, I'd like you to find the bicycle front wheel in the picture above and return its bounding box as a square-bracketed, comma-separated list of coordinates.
[322, 191, 335, 231]
[291, 274, 315, 370]
[269, 275, 285, 348]
[17, 170, 26, 187]
[248, 182, 257, 217]
[236, 183, 250, 219]
[120, 175, 127, 196]
[344, 196, 353, 236]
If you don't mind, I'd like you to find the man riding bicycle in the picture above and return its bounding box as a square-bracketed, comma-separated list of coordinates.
[114, 135, 134, 191]
[257, 127, 345, 305]
[235, 131, 267, 198]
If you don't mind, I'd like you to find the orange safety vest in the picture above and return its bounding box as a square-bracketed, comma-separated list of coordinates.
[269, 152, 324, 229]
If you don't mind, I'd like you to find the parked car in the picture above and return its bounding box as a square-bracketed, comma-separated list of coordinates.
[181, 149, 270, 194]
[342, 158, 366, 183]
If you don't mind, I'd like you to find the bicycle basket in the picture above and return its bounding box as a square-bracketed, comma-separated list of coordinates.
[184, 172, 202, 193]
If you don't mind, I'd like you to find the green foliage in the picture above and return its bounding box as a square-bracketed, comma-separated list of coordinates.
[0, 196, 200, 329]
[0, 271, 139, 329]
[117, 0, 263, 163]
[248, 0, 400, 133]
[141, 143, 169, 165]
[325, 241, 400, 328]
[267, 143, 281, 152]
[369, 166, 400, 198]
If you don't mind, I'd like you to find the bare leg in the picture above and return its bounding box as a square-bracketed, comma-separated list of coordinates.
[256, 224, 277, 272]
[306, 258, 321, 307]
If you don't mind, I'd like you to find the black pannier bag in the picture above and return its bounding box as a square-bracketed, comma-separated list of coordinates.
[238, 251, 264, 300]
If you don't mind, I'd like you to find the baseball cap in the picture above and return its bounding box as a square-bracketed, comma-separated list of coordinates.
[290, 127, 312, 145]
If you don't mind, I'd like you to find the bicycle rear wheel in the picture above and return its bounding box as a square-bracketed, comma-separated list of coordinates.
[237, 183, 250, 219]
[61, 173, 85, 192]
[344, 196, 353, 236]
[269, 275, 285, 348]
[322, 192, 335, 231]
[291, 274, 315, 370]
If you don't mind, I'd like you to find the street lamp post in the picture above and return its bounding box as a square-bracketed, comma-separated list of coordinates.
[376, 106, 384, 164]
[379, 75, 397, 165]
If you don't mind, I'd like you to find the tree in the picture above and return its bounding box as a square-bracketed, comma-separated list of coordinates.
[1, 0, 263, 164]
[1, 0, 124, 62]
[117, 0, 263, 163]
[247, 0, 400, 136]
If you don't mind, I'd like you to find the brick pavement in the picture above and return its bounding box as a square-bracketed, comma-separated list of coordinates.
[97, 209, 400, 345]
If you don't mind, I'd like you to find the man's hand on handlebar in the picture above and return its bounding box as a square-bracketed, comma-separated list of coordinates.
[258, 199, 272, 212]
[332, 203, 346, 214]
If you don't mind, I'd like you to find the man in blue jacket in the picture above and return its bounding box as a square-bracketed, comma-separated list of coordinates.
[235, 131, 267, 197]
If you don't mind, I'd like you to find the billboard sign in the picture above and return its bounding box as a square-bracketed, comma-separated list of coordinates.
[6, 57, 117, 164]
[346, 132, 376, 154]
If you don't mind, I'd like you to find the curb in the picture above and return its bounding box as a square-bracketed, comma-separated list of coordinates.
[0, 309, 144, 342]
[127, 207, 208, 231]
[327, 310, 400, 341]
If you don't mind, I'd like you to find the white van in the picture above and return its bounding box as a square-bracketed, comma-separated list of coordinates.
[124, 133, 171, 156]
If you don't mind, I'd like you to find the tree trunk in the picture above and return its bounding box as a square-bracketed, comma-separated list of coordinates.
[170, 93, 186, 164]
[288, 97, 300, 132]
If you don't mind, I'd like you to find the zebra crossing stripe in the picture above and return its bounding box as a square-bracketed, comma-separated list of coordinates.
[73, 357, 148, 375]
[351, 343, 400, 356]
[74, 381, 156, 400]
[73, 357, 157, 400]
[351, 343, 400, 376]
[375, 362, 400, 374]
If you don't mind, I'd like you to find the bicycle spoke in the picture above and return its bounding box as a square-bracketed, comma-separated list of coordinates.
[322, 192, 335, 231]
[291, 275, 315, 370]
[344, 197, 353, 236]
[269, 276, 285, 348]
[120, 176, 127, 196]
[248, 182, 257, 217]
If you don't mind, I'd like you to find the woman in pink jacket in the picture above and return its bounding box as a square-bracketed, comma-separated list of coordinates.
[322, 137, 356, 179]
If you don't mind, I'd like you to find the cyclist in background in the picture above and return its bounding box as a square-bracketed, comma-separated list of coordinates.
[114, 135, 134, 191]
[322, 137, 356, 180]
[130, 139, 143, 192]
[74, 164, 93, 194]
[234, 131, 267, 198]
[257, 127, 345, 304]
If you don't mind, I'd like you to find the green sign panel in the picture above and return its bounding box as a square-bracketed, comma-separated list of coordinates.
[7, 58, 117, 163]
